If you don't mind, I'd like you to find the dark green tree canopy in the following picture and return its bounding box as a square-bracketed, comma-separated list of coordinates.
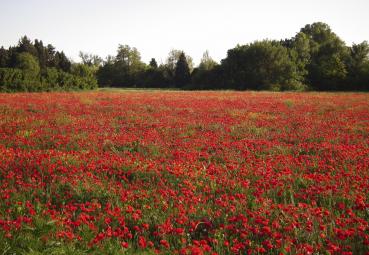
[0, 36, 97, 92]
[6, 36, 73, 72]
[346, 41, 369, 90]
[299, 22, 349, 90]
[174, 52, 191, 87]
[95, 22, 368, 91]
[3, 22, 369, 92]
[17, 36, 37, 57]
[97, 44, 147, 87]
[0, 47, 9, 68]
[222, 40, 305, 90]
[149, 58, 158, 69]
[15, 52, 40, 79]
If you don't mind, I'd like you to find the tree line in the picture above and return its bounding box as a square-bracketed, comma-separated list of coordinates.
[0, 37, 97, 92]
[1, 22, 369, 92]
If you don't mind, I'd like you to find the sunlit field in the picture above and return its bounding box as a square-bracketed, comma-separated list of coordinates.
[0, 91, 368, 255]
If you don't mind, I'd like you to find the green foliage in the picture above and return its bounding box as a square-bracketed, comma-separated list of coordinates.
[300, 22, 349, 90]
[55, 70, 97, 90]
[346, 41, 369, 90]
[0, 68, 23, 91]
[17, 36, 38, 57]
[55, 51, 72, 72]
[96, 62, 116, 87]
[0, 68, 43, 92]
[10, 36, 72, 72]
[95, 23, 368, 91]
[190, 60, 221, 89]
[288, 32, 311, 82]
[222, 40, 304, 91]
[198, 50, 218, 71]
[3, 22, 367, 91]
[79, 51, 103, 67]
[0, 36, 97, 92]
[139, 67, 170, 88]
[0, 67, 97, 92]
[0, 47, 9, 67]
[165, 49, 194, 75]
[116, 45, 146, 74]
[34, 39, 48, 69]
[15, 52, 40, 79]
[149, 58, 158, 69]
[97, 45, 147, 87]
[174, 52, 191, 87]
[190, 52, 222, 90]
[71, 63, 98, 82]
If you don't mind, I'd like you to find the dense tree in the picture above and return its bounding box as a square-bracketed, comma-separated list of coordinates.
[15, 52, 40, 79]
[96, 61, 116, 87]
[139, 66, 169, 88]
[6, 47, 18, 68]
[166, 49, 194, 75]
[17, 36, 37, 57]
[191, 66, 224, 90]
[46, 44, 57, 67]
[97, 45, 147, 87]
[70, 63, 98, 89]
[115, 44, 146, 86]
[93, 23, 369, 91]
[116, 45, 143, 69]
[79, 51, 103, 67]
[55, 51, 72, 72]
[3, 23, 369, 92]
[149, 58, 158, 69]
[34, 39, 47, 70]
[0, 36, 97, 92]
[346, 41, 369, 90]
[174, 52, 191, 87]
[0, 47, 9, 68]
[136, 58, 170, 88]
[199, 50, 218, 71]
[191, 51, 220, 89]
[222, 40, 305, 90]
[300, 22, 349, 90]
[288, 32, 311, 83]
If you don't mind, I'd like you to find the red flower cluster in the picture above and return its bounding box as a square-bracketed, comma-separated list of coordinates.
[0, 91, 368, 254]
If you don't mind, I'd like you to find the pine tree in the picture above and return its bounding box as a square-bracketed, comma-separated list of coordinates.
[149, 58, 158, 69]
[174, 52, 190, 87]
[34, 39, 47, 70]
[57, 51, 72, 72]
[0, 47, 9, 67]
[17, 36, 37, 56]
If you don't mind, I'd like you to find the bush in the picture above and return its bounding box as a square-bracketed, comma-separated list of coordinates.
[15, 52, 40, 80]
[0, 68, 43, 92]
[0, 66, 98, 92]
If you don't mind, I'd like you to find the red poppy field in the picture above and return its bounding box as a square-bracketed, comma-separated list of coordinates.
[0, 91, 368, 255]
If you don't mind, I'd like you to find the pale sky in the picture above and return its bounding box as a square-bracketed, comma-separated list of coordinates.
[1, 0, 369, 65]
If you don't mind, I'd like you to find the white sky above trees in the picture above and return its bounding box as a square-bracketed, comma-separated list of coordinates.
[1, 0, 368, 65]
